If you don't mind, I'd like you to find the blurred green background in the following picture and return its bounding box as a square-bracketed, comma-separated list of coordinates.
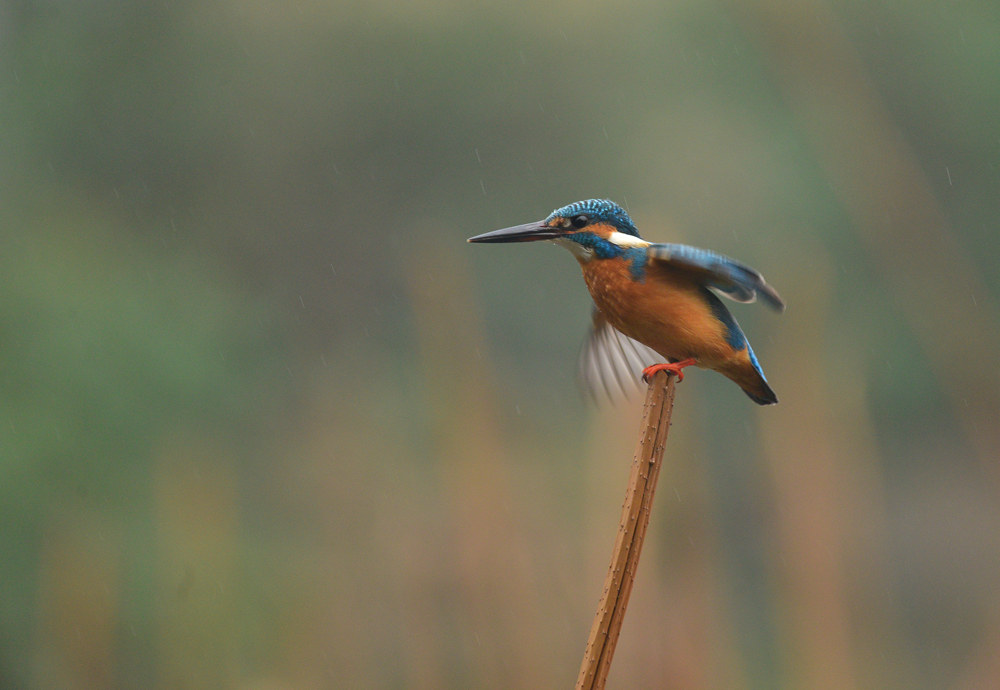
[3, 1, 1000, 688]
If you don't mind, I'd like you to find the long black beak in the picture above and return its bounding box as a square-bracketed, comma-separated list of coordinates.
[467, 220, 563, 243]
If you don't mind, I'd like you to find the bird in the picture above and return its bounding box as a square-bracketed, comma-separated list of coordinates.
[467, 199, 785, 404]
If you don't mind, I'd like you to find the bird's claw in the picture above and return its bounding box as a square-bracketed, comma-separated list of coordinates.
[642, 359, 697, 383]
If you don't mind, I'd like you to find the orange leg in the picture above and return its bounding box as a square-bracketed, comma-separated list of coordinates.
[642, 358, 697, 383]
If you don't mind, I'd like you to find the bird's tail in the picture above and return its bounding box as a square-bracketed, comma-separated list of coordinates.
[723, 351, 778, 405]
[740, 376, 778, 405]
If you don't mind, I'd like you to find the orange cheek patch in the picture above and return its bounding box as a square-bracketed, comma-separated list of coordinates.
[586, 223, 615, 239]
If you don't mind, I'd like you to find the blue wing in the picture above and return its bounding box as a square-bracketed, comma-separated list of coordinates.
[647, 243, 785, 311]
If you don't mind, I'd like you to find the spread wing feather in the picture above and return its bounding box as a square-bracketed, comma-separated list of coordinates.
[578, 308, 661, 401]
[647, 243, 785, 311]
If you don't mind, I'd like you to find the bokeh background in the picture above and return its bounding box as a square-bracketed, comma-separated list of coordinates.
[3, 1, 1000, 688]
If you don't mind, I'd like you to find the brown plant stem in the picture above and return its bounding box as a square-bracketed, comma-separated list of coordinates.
[576, 370, 677, 690]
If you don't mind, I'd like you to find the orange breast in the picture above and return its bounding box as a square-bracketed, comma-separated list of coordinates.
[580, 257, 735, 366]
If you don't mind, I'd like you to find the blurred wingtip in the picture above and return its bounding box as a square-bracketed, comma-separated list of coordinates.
[578, 309, 661, 405]
[760, 284, 786, 312]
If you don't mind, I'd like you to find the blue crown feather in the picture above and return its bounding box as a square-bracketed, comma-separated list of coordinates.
[545, 199, 641, 237]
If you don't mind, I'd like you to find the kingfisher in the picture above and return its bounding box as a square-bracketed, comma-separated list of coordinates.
[468, 199, 785, 404]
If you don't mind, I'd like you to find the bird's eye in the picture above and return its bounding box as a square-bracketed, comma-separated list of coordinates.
[570, 214, 589, 229]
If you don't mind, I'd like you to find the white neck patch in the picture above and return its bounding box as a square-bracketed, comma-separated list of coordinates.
[551, 232, 650, 262]
[607, 231, 650, 249]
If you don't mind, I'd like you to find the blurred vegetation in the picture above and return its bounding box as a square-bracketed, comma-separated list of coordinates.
[2, 0, 999, 687]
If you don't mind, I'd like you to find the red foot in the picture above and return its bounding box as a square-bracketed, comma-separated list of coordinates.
[642, 358, 697, 383]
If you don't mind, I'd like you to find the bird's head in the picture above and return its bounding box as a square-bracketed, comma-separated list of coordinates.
[467, 199, 647, 256]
